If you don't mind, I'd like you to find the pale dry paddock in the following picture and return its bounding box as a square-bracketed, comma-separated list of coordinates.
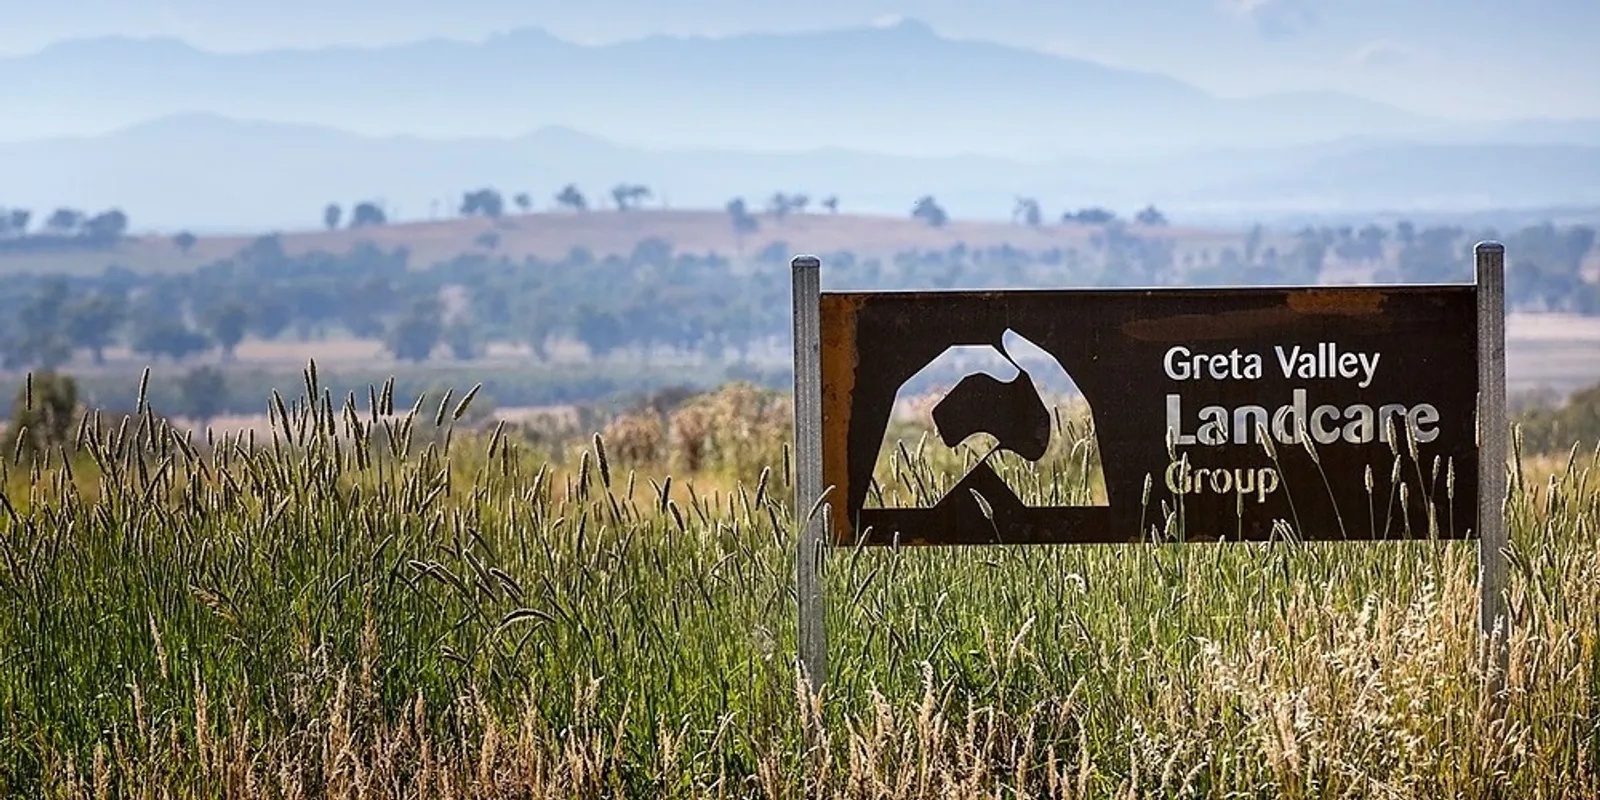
[15, 210, 1233, 272]
[0, 379, 1596, 798]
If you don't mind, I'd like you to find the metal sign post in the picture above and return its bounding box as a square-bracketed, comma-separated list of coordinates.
[791, 255, 827, 693]
[1475, 242, 1510, 650]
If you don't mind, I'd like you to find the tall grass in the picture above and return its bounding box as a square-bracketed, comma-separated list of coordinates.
[0, 369, 1596, 798]
[867, 396, 1108, 509]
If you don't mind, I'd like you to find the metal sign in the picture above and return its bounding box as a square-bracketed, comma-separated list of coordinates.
[790, 244, 1508, 690]
[819, 286, 1477, 546]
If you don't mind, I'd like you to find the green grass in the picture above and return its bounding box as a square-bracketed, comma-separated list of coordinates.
[0, 375, 1596, 798]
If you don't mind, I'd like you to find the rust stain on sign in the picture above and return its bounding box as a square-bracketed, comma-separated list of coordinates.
[1286, 289, 1387, 315]
[1124, 289, 1394, 342]
[1122, 308, 1299, 342]
[819, 294, 864, 544]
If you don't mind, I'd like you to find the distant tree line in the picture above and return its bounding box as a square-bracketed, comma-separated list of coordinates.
[0, 205, 131, 252]
[311, 183, 1167, 240]
[0, 216, 1593, 379]
[318, 183, 620, 231]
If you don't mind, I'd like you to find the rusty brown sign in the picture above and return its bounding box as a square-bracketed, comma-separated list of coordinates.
[815, 285, 1480, 546]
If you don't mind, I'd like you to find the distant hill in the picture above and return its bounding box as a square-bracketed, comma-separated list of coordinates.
[1182, 142, 1600, 217]
[0, 20, 1485, 157]
[0, 208, 1240, 277]
[1, 115, 1597, 233]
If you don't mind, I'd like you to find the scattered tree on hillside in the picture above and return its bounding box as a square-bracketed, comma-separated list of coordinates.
[1063, 207, 1116, 225]
[821, 196, 839, 214]
[631, 237, 673, 268]
[445, 322, 479, 360]
[1396, 225, 1467, 283]
[1501, 222, 1599, 311]
[726, 198, 760, 240]
[1, 206, 135, 246]
[1013, 197, 1042, 227]
[239, 234, 287, 269]
[338, 272, 397, 340]
[350, 202, 387, 228]
[768, 192, 792, 220]
[130, 312, 212, 364]
[1288, 227, 1328, 281]
[1359, 224, 1387, 258]
[204, 301, 250, 362]
[173, 231, 197, 254]
[1134, 205, 1168, 226]
[556, 184, 588, 211]
[5, 279, 75, 370]
[177, 365, 228, 426]
[514, 192, 533, 213]
[65, 292, 128, 365]
[1244, 224, 1264, 265]
[82, 209, 129, 243]
[766, 192, 812, 219]
[324, 203, 343, 231]
[475, 230, 501, 250]
[45, 208, 85, 236]
[519, 309, 557, 362]
[1331, 224, 1386, 261]
[388, 298, 444, 363]
[460, 189, 506, 218]
[611, 184, 652, 211]
[0, 209, 27, 238]
[912, 196, 949, 228]
[574, 304, 626, 358]
[249, 294, 293, 341]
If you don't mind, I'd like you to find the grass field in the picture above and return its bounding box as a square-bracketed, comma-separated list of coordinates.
[0, 376, 1596, 798]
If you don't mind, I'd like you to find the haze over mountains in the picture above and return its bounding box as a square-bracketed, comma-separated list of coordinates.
[6, 114, 1599, 234]
[3, 19, 1597, 232]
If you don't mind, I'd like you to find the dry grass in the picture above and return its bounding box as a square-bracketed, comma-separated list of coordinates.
[0, 373, 1597, 798]
[868, 393, 1109, 509]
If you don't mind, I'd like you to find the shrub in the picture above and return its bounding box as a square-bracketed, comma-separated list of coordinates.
[666, 382, 790, 474]
[601, 411, 667, 466]
[1517, 380, 1600, 454]
[1, 372, 80, 461]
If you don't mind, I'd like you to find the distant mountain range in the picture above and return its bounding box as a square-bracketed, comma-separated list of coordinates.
[2, 20, 1597, 231]
[3, 114, 1597, 233]
[3, 19, 1597, 158]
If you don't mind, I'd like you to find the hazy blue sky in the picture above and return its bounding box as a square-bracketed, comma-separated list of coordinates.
[5, 0, 1597, 119]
